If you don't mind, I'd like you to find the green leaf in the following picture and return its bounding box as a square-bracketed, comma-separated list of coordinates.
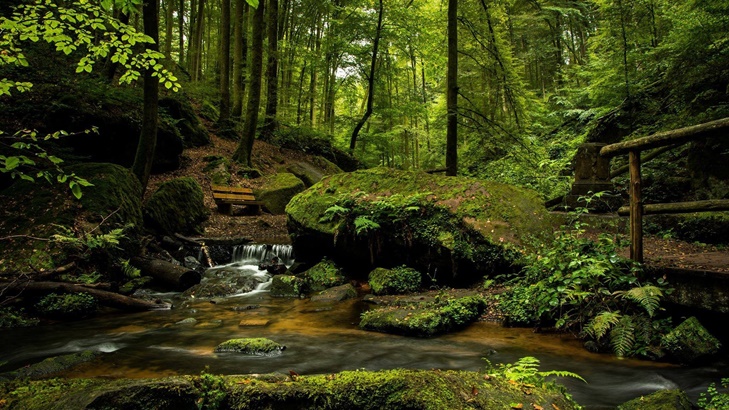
[70, 181, 83, 199]
[5, 156, 20, 170]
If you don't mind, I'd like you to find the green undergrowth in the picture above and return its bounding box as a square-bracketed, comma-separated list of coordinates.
[359, 295, 487, 337]
[369, 266, 422, 295]
[301, 259, 347, 292]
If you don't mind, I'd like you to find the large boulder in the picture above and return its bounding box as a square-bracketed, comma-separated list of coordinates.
[254, 173, 306, 215]
[286, 168, 552, 284]
[286, 157, 342, 187]
[662, 317, 722, 364]
[159, 96, 210, 148]
[0, 163, 142, 274]
[617, 389, 692, 410]
[143, 177, 208, 235]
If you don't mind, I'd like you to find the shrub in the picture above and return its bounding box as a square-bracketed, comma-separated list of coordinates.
[369, 266, 422, 295]
[36, 292, 97, 320]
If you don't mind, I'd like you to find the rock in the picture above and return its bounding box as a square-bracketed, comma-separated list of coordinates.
[662, 317, 722, 364]
[195, 320, 223, 329]
[254, 173, 306, 214]
[301, 260, 347, 292]
[0, 351, 99, 381]
[175, 318, 197, 326]
[360, 295, 486, 337]
[617, 389, 692, 410]
[203, 156, 232, 186]
[238, 318, 270, 327]
[286, 167, 552, 284]
[143, 177, 209, 235]
[183, 256, 201, 271]
[214, 338, 285, 355]
[286, 157, 342, 187]
[270, 274, 306, 298]
[310, 283, 357, 303]
[368, 266, 421, 295]
[158, 96, 210, 148]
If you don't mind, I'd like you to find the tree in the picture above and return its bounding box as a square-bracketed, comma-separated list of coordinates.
[232, 0, 265, 166]
[349, 0, 384, 153]
[232, 0, 249, 118]
[219, 0, 232, 123]
[131, 0, 161, 192]
[446, 0, 458, 176]
[261, 0, 280, 137]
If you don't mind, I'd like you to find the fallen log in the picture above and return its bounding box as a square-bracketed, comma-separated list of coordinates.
[130, 256, 201, 291]
[0, 281, 170, 311]
[617, 199, 729, 216]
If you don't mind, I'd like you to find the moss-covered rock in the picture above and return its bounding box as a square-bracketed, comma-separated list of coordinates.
[143, 177, 209, 235]
[254, 173, 306, 215]
[286, 158, 342, 187]
[270, 274, 306, 298]
[301, 260, 348, 292]
[617, 389, 692, 410]
[0, 369, 580, 410]
[662, 317, 722, 364]
[310, 283, 357, 302]
[286, 168, 552, 284]
[203, 156, 232, 186]
[214, 338, 286, 356]
[369, 266, 422, 295]
[0, 163, 142, 274]
[159, 96, 210, 148]
[0, 351, 99, 381]
[360, 295, 487, 337]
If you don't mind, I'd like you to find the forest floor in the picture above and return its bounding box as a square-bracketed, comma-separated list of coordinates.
[149, 134, 729, 274]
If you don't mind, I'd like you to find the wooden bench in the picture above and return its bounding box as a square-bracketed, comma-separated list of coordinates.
[211, 185, 264, 215]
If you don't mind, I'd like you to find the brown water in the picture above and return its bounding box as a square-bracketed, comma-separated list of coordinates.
[1, 246, 727, 409]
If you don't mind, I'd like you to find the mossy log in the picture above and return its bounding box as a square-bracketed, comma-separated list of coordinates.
[617, 199, 729, 216]
[130, 256, 201, 291]
[0, 281, 169, 311]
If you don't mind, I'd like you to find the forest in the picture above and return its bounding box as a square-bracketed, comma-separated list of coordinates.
[2, 0, 729, 408]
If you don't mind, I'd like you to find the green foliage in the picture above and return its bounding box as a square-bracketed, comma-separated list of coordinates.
[484, 356, 586, 386]
[368, 266, 422, 295]
[302, 259, 347, 292]
[698, 378, 729, 410]
[196, 369, 228, 410]
[119, 258, 141, 279]
[0, 306, 39, 328]
[36, 292, 97, 320]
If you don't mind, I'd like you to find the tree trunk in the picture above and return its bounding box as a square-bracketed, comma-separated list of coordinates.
[191, 0, 206, 81]
[1, 281, 170, 311]
[232, 1, 265, 166]
[178, 0, 185, 66]
[219, 0, 232, 123]
[446, 0, 458, 176]
[232, 0, 247, 118]
[164, 0, 173, 59]
[261, 0, 279, 137]
[131, 256, 202, 291]
[132, 0, 160, 193]
[349, 0, 383, 153]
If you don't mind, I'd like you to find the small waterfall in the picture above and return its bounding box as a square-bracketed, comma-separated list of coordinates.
[232, 244, 295, 266]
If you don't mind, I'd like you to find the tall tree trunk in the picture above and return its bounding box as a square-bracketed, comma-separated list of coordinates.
[178, 0, 185, 66]
[232, 0, 247, 118]
[446, 0, 458, 176]
[164, 0, 173, 59]
[132, 0, 160, 193]
[309, 15, 321, 126]
[232, 1, 265, 166]
[349, 0, 383, 153]
[219, 0, 232, 123]
[191, 0, 206, 81]
[261, 0, 279, 137]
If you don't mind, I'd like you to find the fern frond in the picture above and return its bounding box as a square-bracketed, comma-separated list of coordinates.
[585, 311, 621, 340]
[620, 285, 663, 317]
[539, 369, 587, 384]
[610, 315, 636, 357]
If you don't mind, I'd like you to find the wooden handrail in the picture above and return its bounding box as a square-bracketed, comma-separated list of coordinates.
[617, 200, 729, 216]
[600, 117, 729, 158]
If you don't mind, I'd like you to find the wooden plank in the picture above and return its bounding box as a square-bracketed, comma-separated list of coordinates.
[618, 199, 729, 216]
[629, 151, 643, 263]
[211, 185, 253, 194]
[213, 193, 257, 201]
[220, 200, 264, 206]
[600, 117, 729, 158]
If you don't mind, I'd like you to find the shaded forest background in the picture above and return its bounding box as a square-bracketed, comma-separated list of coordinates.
[2, 0, 729, 201]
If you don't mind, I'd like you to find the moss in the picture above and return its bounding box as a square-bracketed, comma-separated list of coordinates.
[617, 389, 692, 410]
[662, 317, 722, 364]
[310, 283, 357, 302]
[270, 274, 306, 297]
[369, 266, 422, 295]
[359, 295, 487, 337]
[36, 292, 97, 320]
[302, 260, 347, 292]
[0, 351, 99, 381]
[214, 338, 286, 356]
[159, 96, 210, 148]
[70, 163, 143, 228]
[203, 157, 232, 186]
[254, 173, 306, 215]
[143, 177, 209, 235]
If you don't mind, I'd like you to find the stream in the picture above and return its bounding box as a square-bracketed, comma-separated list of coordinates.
[1, 244, 727, 409]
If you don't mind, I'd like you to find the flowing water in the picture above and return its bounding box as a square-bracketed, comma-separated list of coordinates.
[1, 244, 727, 409]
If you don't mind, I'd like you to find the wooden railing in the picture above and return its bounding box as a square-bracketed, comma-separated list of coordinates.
[600, 117, 729, 263]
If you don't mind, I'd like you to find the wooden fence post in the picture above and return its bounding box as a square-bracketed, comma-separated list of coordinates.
[629, 150, 643, 263]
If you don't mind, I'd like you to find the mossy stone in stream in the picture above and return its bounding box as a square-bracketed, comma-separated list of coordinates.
[301, 259, 347, 292]
[662, 316, 722, 364]
[143, 177, 209, 235]
[253, 173, 306, 215]
[0, 351, 99, 381]
[214, 338, 286, 356]
[617, 389, 692, 410]
[359, 295, 487, 337]
[368, 266, 421, 295]
[270, 274, 306, 297]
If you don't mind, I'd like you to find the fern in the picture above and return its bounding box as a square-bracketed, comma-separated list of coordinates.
[585, 311, 621, 340]
[610, 315, 636, 357]
[319, 205, 349, 223]
[486, 356, 586, 385]
[354, 216, 380, 235]
[619, 285, 663, 317]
